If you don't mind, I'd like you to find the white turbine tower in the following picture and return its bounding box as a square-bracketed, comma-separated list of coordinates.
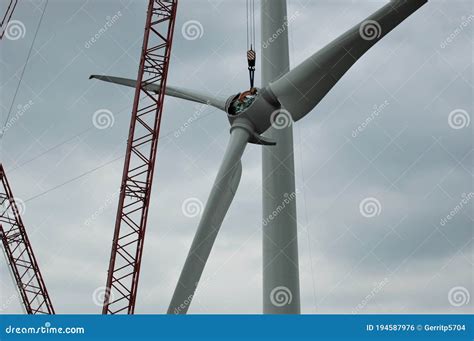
[91, 0, 428, 314]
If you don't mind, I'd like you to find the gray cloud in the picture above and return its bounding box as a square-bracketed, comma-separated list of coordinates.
[0, 0, 472, 314]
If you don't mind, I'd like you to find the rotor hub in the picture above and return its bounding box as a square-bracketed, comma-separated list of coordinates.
[226, 87, 282, 137]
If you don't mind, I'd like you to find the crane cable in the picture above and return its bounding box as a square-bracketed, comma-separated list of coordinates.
[21, 106, 222, 203]
[246, 0, 256, 90]
[7, 94, 150, 174]
[1, 0, 49, 144]
[290, 20, 317, 311]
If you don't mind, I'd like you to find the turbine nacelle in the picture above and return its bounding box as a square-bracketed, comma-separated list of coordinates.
[225, 87, 284, 145]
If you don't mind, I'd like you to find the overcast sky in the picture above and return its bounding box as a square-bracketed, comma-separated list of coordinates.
[0, 0, 472, 314]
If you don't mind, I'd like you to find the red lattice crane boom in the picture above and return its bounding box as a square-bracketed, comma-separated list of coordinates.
[0, 164, 55, 314]
[102, 0, 178, 314]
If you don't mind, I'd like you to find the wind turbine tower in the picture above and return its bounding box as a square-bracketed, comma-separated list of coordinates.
[261, 0, 301, 314]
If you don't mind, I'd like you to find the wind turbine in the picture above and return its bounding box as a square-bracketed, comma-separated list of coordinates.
[91, 0, 428, 314]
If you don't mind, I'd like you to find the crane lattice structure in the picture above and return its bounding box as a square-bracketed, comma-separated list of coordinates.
[0, 164, 55, 314]
[101, 0, 178, 314]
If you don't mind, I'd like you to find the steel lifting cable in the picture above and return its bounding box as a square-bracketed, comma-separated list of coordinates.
[246, 0, 256, 90]
[22, 107, 222, 203]
[247, 0, 256, 49]
[8, 94, 149, 174]
[1, 0, 49, 143]
[1, 0, 18, 30]
[289, 20, 317, 311]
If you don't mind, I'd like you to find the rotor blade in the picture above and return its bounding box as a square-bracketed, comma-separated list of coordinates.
[89, 75, 227, 111]
[269, 0, 428, 121]
[168, 125, 251, 314]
